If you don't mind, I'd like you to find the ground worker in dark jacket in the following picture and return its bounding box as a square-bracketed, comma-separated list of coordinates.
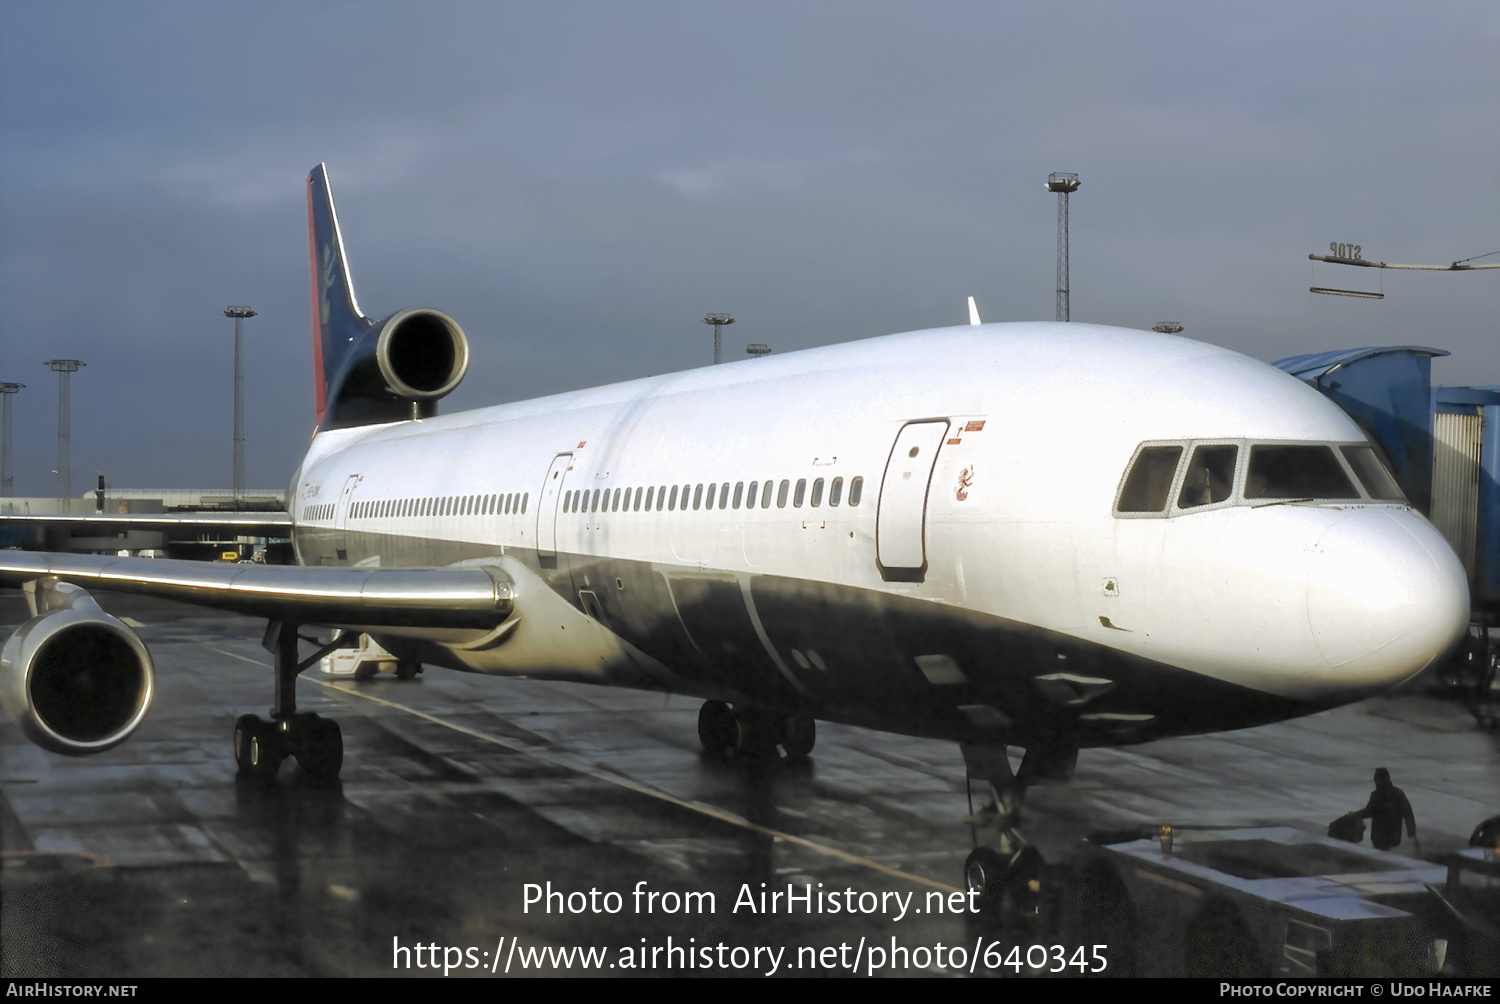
[1358, 768, 1418, 852]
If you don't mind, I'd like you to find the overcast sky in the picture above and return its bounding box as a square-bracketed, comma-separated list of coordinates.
[2, 2, 1496, 496]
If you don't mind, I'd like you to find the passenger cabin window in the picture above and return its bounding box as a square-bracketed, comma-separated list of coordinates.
[848, 476, 863, 506]
[1178, 445, 1238, 509]
[1245, 445, 1358, 500]
[1342, 446, 1405, 501]
[829, 477, 843, 506]
[777, 479, 790, 508]
[1118, 446, 1184, 512]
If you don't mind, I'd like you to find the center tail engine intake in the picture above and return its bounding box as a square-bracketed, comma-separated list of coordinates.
[308, 164, 470, 429]
[0, 580, 155, 755]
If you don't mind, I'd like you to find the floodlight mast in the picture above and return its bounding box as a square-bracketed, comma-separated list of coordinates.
[1046, 172, 1080, 321]
[702, 313, 734, 365]
[0, 382, 23, 498]
[223, 306, 257, 501]
[43, 359, 84, 503]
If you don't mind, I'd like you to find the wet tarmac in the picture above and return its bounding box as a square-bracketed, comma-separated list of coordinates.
[2, 593, 1496, 977]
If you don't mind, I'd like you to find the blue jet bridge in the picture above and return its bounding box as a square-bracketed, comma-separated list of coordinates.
[1275, 346, 1499, 614]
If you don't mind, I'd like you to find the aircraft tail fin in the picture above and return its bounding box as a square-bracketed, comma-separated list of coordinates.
[307, 164, 375, 424]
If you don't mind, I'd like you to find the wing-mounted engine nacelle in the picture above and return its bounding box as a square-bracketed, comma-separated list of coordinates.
[0, 580, 155, 756]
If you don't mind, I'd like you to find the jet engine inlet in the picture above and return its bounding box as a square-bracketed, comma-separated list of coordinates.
[375, 308, 469, 400]
[0, 581, 155, 755]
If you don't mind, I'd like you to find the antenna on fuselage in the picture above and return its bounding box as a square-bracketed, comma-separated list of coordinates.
[967, 297, 982, 326]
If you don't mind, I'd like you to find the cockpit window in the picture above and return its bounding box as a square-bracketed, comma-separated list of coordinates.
[1118, 446, 1184, 512]
[1341, 445, 1405, 501]
[1178, 445, 1238, 509]
[1245, 445, 1358, 500]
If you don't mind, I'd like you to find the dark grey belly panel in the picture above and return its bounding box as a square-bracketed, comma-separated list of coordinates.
[299, 526, 1320, 747]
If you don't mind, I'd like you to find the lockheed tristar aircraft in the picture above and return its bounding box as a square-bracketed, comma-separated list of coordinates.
[0, 166, 1470, 829]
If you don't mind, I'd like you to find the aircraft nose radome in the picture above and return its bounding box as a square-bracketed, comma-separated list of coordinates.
[1306, 511, 1469, 693]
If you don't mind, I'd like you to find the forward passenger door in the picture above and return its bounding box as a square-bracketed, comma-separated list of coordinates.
[333, 473, 361, 561]
[536, 453, 573, 568]
[876, 420, 949, 582]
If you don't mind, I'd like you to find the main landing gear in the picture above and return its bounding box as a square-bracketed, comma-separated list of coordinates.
[233, 621, 349, 782]
[697, 700, 816, 762]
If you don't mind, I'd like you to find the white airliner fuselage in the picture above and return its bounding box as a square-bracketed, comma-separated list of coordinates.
[0, 164, 1470, 789]
[288, 322, 1470, 752]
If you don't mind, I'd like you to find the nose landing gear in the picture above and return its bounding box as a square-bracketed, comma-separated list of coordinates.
[960, 741, 1074, 927]
[965, 842, 1045, 917]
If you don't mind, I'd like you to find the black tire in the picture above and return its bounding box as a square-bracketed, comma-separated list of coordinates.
[734, 707, 783, 760]
[964, 846, 1008, 912]
[697, 700, 739, 755]
[296, 716, 343, 781]
[352, 662, 378, 681]
[395, 660, 420, 680]
[233, 714, 262, 774]
[245, 721, 283, 781]
[780, 715, 816, 761]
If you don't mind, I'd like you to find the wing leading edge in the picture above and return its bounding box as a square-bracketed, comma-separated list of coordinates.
[0, 551, 513, 628]
[0, 511, 293, 533]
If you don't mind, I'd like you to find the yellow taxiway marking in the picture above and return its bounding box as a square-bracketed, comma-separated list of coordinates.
[204, 643, 960, 894]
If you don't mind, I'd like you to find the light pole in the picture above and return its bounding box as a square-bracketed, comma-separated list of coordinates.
[702, 313, 734, 365]
[1046, 172, 1080, 322]
[0, 382, 22, 497]
[44, 359, 84, 503]
[223, 306, 257, 501]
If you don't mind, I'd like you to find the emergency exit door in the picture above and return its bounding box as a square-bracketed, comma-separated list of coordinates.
[876, 420, 949, 581]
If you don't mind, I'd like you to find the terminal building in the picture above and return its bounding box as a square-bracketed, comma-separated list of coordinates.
[0, 486, 289, 560]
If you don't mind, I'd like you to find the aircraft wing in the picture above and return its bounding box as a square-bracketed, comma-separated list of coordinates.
[0, 550, 513, 628]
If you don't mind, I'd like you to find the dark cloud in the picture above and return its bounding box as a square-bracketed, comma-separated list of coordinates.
[2, 1, 1496, 495]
